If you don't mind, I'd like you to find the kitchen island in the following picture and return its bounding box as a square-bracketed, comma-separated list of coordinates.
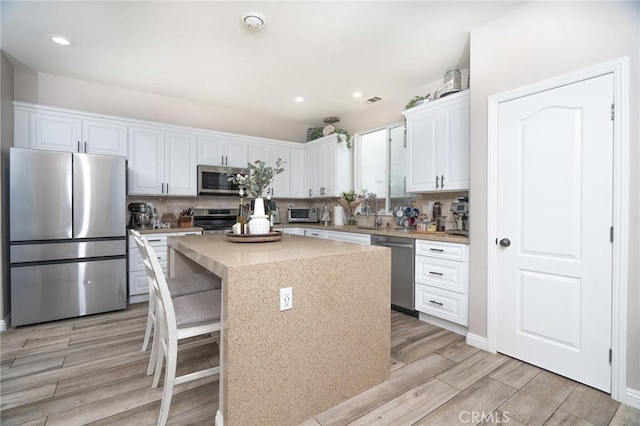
[167, 233, 391, 426]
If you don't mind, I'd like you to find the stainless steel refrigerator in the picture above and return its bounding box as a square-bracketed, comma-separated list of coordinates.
[9, 148, 127, 326]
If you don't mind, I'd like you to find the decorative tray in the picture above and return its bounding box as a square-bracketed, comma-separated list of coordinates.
[225, 230, 283, 243]
[411, 230, 447, 235]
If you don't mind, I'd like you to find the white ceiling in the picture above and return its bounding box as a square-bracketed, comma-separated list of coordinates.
[1, 1, 521, 126]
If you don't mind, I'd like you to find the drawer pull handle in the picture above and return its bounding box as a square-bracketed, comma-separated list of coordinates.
[429, 271, 443, 276]
[148, 239, 162, 242]
[157, 256, 162, 260]
[429, 300, 444, 306]
[429, 248, 444, 252]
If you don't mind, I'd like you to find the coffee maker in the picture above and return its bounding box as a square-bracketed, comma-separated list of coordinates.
[128, 203, 152, 229]
[447, 198, 469, 236]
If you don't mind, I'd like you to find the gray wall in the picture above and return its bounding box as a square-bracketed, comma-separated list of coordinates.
[469, 1, 639, 390]
[1, 51, 15, 325]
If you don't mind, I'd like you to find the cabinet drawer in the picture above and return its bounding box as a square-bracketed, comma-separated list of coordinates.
[415, 240, 467, 261]
[415, 284, 467, 326]
[129, 270, 150, 296]
[128, 233, 168, 249]
[129, 247, 167, 272]
[415, 256, 467, 293]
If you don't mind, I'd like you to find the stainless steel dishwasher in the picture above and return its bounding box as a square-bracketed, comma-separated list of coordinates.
[371, 235, 417, 317]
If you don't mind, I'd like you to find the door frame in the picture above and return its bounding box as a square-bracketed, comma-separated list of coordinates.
[486, 57, 630, 403]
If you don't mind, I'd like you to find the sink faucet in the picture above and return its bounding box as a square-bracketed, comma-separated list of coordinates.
[368, 193, 382, 228]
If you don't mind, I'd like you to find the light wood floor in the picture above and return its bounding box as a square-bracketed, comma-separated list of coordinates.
[1, 304, 638, 425]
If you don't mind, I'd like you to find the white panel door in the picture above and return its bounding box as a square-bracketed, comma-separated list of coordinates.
[31, 112, 81, 152]
[496, 74, 614, 392]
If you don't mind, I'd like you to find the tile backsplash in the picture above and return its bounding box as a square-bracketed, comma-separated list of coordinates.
[127, 191, 469, 229]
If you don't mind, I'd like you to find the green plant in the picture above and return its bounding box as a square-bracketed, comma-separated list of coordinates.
[307, 127, 352, 149]
[336, 129, 352, 149]
[405, 95, 425, 110]
[224, 158, 285, 198]
[307, 127, 323, 141]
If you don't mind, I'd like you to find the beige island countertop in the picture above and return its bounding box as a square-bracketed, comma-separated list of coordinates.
[167, 233, 391, 426]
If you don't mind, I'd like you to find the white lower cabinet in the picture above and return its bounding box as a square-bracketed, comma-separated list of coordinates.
[128, 230, 202, 303]
[303, 229, 328, 239]
[326, 231, 371, 245]
[414, 240, 468, 326]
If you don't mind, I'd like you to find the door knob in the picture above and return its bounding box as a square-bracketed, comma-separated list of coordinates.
[499, 238, 511, 247]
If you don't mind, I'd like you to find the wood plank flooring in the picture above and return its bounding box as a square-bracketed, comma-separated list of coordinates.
[1, 305, 637, 425]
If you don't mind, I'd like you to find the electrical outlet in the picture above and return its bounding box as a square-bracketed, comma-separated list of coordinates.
[280, 287, 292, 311]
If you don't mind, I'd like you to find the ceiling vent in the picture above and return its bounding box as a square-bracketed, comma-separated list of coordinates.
[364, 96, 383, 104]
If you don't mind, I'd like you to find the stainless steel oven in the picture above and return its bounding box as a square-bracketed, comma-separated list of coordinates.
[197, 165, 247, 195]
[192, 208, 237, 234]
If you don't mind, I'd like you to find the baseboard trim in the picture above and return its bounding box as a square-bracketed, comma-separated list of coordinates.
[466, 333, 489, 352]
[215, 409, 224, 426]
[624, 387, 640, 409]
[417, 312, 468, 337]
[0, 319, 6, 332]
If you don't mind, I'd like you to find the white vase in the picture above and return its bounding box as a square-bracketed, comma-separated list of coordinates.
[249, 197, 271, 235]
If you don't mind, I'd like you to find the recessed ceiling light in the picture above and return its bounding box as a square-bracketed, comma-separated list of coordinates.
[352, 92, 363, 98]
[49, 35, 72, 46]
[241, 12, 266, 30]
[294, 97, 304, 103]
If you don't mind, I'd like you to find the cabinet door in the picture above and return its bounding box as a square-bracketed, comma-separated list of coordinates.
[289, 147, 306, 198]
[128, 126, 164, 195]
[31, 111, 81, 152]
[82, 118, 127, 156]
[305, 145, 318, 197]
[323, 142, 337, 197]
[225, 138, 249, 167]
[165, 131, 197, 196]
[406, 111, 438, 192]
[198, 135, 224, 166]
[269, 144, 290, 198]
[439, 97, 470, 191]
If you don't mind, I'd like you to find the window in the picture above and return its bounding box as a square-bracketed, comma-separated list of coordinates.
[354, 122, 414, 214]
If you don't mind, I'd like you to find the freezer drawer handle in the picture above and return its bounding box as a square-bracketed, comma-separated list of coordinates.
[429, 271, 444, 276]
[429, 248, 444, 252]
[429, 299, 444, 306]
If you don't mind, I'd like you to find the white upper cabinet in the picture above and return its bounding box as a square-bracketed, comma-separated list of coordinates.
[248, 141, 291, 198]
[82, 118, 128, 156]
[289, 147, 306, 198]
[14, 103, 127, 156]
[128, 126, 197, 196]
[304, 134, 351, 198]
[403, 90, 469, 192]
[198, 134, 248, 168]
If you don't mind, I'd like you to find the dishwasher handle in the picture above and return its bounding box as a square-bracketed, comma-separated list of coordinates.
[374, 242, 414, 249]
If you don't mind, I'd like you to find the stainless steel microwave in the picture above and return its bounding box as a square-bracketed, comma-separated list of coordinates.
[197, 165, 247, 195]
[288, 207, 319, 223]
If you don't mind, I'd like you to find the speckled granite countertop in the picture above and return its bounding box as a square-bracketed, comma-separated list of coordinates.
[276, 223, 470, 244]
[134, 226, 202, 235]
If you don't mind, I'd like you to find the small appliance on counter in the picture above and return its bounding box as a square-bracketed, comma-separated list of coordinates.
[128, 202, 153, 229]
[447, 196, 469, 237]
[192, 208, 238, 234]
[288, 207, 319, 223]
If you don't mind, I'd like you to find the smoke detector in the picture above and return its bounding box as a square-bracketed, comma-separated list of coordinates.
[241, 12, 266, 29]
